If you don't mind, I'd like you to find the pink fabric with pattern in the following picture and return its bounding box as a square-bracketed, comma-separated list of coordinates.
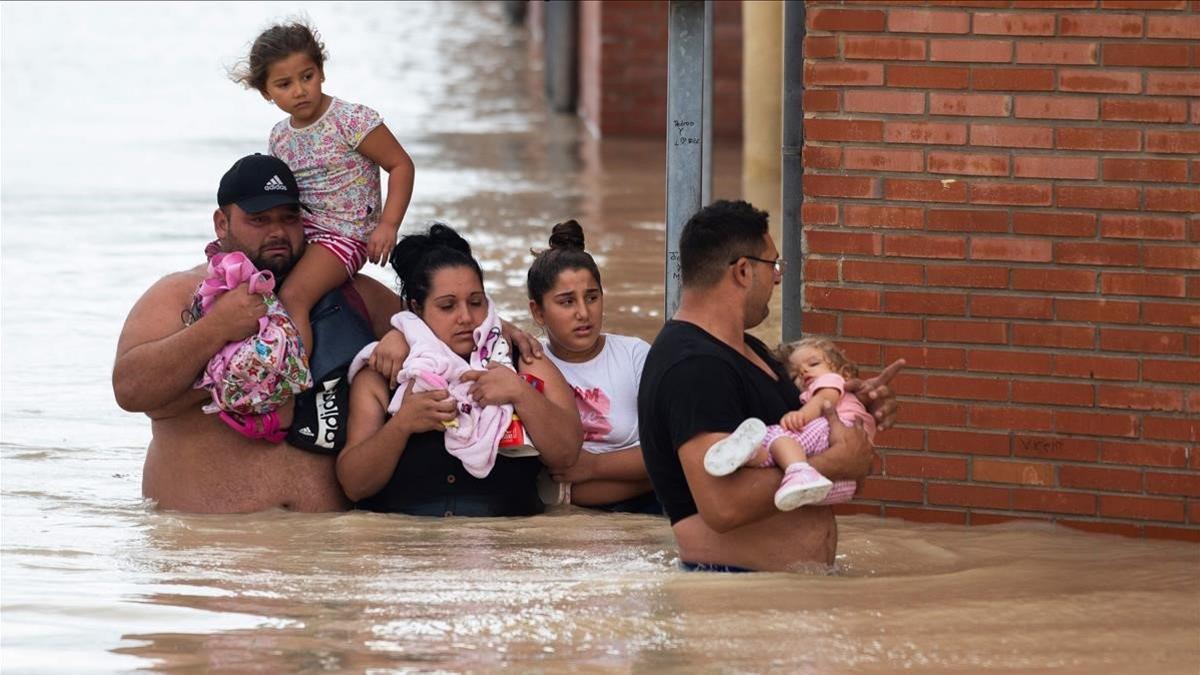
[305, 225, 369, 277]
[269, 97, 384, 244]
[762, 418, 859, 506]
[192, 251, 312, 418]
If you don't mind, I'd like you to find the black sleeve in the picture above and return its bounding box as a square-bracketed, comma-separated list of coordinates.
[659, 356, 749, 453]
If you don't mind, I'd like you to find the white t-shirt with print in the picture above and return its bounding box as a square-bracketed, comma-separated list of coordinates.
[541, 333, 650, 454]
[268, 96, 384, 242]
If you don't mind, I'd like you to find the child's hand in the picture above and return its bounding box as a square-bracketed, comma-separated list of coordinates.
[501, 320, 544, 363]
[369, 329, 410, 387]
[781, 410, 809, 432]
[462, 363, 527, 407]
[366, 223, 399, 266]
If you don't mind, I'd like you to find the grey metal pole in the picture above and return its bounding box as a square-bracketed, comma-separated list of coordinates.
[665, 1, 707, 320]
[702, 3, 713, 205]
[781, 0, 805, 341]
[544, 1, 578, 113]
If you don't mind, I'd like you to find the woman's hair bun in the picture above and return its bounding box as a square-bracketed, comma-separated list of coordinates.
[428, 222, 473, 258]
[389, 221, 482, 307]
[548, 220, 585, 251]
[389, 221, 473, 282]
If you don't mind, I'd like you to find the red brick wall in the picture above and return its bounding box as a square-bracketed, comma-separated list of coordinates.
[800, 0, 1199, 541]
[575, 0, 743, 138]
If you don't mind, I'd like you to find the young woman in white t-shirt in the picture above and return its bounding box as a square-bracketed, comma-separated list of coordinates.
[525, 220, 662, 514]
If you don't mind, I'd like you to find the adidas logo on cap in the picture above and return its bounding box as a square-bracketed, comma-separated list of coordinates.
[218, 153, 303, 212]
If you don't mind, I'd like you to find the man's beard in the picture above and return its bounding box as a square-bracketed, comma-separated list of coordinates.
[255, 248, 295, 279]
[219, 236, 301, 281]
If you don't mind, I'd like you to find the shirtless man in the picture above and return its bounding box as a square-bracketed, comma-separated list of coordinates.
[637, 200, 902, 572]
[112, 154, 406, 512]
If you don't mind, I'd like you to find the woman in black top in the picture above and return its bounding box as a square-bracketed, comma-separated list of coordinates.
[336, 224, 583, 516]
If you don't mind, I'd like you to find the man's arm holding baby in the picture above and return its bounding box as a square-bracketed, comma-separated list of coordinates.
[113, 270, 264, 416]
[681, 403, 873, 532]
[677, 354, 904, 532]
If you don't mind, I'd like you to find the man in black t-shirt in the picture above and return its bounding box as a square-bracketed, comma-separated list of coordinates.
[638, 200, 900, 572]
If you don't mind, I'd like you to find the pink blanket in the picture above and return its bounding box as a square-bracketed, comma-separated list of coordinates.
[193, 251, 311, 419]
[349, 298, 514, 478]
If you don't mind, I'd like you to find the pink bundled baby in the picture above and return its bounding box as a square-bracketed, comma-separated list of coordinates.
[191, 251, 312, 442]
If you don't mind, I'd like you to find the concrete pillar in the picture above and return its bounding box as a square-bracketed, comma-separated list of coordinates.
[741, 1, 783, 231]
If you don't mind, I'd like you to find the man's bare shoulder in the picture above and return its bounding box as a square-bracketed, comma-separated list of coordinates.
[144, 265, 207, 297]
[117, 265, 207, 351]
[168, 264, 208, 285]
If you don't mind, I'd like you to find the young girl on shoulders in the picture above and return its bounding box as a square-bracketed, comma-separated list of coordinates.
[703, 337, 875, 511]
[232, 20, 415, 358]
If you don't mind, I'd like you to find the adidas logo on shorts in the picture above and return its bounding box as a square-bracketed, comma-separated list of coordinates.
[298, 426, 314, 437]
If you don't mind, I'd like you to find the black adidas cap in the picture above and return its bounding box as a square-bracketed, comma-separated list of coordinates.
[217, 153, 303, 214]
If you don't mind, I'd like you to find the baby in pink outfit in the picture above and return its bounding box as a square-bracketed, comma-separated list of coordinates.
[704, 337, 875, 511]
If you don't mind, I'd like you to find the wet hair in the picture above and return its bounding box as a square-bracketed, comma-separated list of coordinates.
[230, 20, 328, 94]
[776, 337, 859, 380]
[679, 200, 772, 289]
[389, 223, 484, 311]
[526, 220, 603, 306]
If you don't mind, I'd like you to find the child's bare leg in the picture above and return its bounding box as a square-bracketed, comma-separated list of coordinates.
[278, 244, 348, 360]
[766, 434, 809, 469]
[745, 445, 771, 467]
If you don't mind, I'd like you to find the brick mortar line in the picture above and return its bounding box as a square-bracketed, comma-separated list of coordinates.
[872, 475, 1181, 491]
[802, 113, 1199, 128]
[817, 335, 1200, 349]
[883, 454, 1197, 470]
[910, 396, 1194, 411]
[875, 459, 1193, 473]
[809, 170, 1199, 185]
[806, 4, 1193, 12]
[797, 195, 1200, 217]
[878, 367, 1195, 379]
[883, 476, 1194, 499]
[877, 506, 1200, 530]
[825, 286, 1200, 294]
[805, 248, 1197, 257]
